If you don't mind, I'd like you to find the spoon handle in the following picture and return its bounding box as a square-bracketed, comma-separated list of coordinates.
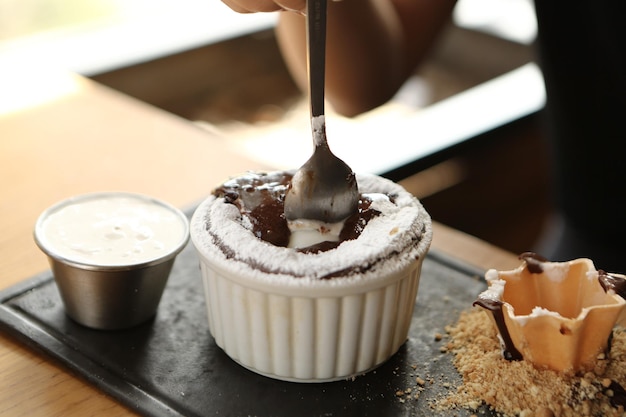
[307, 0, 327, 119]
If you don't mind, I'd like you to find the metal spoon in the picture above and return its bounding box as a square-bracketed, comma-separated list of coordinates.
[284, 0, 359, 223]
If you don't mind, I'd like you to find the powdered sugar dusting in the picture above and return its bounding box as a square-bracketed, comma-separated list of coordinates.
[190, 173, 431, 286]
[480, 277, 506, 302]
[311, 115, 326, 147]
[541, 262, 570, 283]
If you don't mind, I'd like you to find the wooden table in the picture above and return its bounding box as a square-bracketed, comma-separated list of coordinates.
[0, 63, 518, 416]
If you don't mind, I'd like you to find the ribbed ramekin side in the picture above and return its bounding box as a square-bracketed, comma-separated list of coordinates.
[198, 259, 423, 382]
[393, 264, 422, 349]
[352, 261, 422, 373]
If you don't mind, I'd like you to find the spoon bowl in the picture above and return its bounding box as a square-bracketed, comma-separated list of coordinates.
[285, 116, 358, 223]
[284, 0, 359, 223]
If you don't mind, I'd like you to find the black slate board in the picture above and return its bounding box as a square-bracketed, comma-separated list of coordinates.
[0, 229, 495, 417]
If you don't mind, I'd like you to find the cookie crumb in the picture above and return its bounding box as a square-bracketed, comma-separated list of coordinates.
[436, 308, 626, 417]
[536, 407, 555, 417]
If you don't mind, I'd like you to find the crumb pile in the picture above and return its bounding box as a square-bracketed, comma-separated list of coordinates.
[438, 308, 626, 417]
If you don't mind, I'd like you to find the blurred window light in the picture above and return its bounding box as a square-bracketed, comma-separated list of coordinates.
[0, 0, 536, 75]
[453, 0, 537, 44]
[0, 0, 275, 74]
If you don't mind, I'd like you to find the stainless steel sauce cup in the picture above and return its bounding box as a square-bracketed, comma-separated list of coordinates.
[34, 192, 189, 330]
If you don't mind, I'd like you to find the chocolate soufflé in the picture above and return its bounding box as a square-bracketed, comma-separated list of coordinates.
[190, 171, 432, 382]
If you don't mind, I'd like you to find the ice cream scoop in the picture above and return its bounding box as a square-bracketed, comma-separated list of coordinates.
[284, 0, 359, 223]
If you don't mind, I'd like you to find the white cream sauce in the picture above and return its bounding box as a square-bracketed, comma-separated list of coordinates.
[39, 195, 187, 266]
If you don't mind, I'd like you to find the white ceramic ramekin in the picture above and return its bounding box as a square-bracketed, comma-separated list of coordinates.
[190, 173, 432, 382]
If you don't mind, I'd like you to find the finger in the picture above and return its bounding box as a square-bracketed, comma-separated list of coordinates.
[222, 0, 283, 13]
[253, 0, 285, 12]
[221, 0, 252, 13]
[275, 0, 306, 13]
[221, 0, 248, 12]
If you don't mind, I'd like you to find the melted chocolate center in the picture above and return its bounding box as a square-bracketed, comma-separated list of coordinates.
[212, 172, 384, 252]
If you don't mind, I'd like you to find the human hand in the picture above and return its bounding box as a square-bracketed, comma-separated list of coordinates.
[221, 0, 307, 13]
[222, 0, 342, 14]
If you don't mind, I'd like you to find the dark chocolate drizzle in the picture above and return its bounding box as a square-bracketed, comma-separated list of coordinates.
[472, 252, 541, 361]
[519, 251, 548, 274]
[598, 270, 626, 299]
[473, 297, 523, 361]
[607, 380, 626, 409]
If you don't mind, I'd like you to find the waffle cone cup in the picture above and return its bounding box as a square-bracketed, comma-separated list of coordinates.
[475, 254, 626, 372]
